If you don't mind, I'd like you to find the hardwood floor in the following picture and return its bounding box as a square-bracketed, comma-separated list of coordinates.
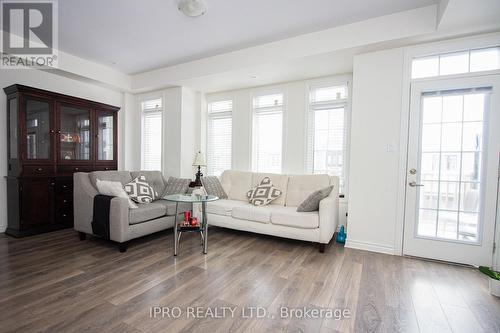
[0, 228, 499, 333]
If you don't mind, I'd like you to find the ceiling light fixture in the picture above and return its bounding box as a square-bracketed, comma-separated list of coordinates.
[178, 0, 207, 17]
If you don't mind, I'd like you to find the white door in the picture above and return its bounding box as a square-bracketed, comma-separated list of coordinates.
[403, 75, 500, 266]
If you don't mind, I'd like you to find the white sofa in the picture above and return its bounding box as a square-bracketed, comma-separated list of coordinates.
[206, 170, 339, 252]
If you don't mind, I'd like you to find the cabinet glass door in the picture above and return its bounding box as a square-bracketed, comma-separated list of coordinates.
[97, 112, 114, 161]
[58, 105, 91, 161]
[25, 98, 52, 161]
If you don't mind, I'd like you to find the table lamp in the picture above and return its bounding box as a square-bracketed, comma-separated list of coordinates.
[192, 151, 206, 187]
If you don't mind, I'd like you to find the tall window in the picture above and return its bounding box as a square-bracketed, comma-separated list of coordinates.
[141, 97, 162, 171]
[307, 84, 348, 193]
[252, 93, 283, 173]
[207, 100, 232, 176]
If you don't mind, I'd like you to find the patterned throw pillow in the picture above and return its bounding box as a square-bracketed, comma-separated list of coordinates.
[246, 177, 282, 206]
[201, 176, 227, 199]
[296, 185, 334, 212]
[124, 176, 158, 204]
[163, 177, 190, 196]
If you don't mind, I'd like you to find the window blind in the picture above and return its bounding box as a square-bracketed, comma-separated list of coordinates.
[141, 98, 162, 171]
[252, 93, 283, 173]
[307, 84, 348, 193]
[207, 100, 232, 176]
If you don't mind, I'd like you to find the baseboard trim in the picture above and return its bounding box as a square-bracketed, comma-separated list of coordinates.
[345, 239, 395, 255]
[0, 225, 6, 233]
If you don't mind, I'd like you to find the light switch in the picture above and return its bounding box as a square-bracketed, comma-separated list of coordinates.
[386, 144, 396, 152]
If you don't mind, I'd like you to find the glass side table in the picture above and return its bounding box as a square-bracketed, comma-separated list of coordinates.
[163, 194, 219, 256]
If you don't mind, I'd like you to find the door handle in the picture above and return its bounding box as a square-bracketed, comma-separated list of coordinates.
[409, 181, 424, 187]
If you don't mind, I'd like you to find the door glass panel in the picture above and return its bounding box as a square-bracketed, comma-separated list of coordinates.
[59, 106, 91, 160]
[442, 95, 463, 122]
[421, 124, 441, 152]
[437, 211, 458, 239]
[418, 209, 437, 237]
[25, 99, 50, 159]
[97, 114, 114, 161]
[421, 153, 440, 180]
[420, 181, 439, 209]
[416, 90, 489, 242]
[9, 98, 18, 159]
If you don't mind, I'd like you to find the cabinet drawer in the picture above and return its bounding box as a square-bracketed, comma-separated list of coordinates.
[55, 180, 73, 193]
[23, 165, 52, 176]
[56, 194, 73, 208]
[57, 165, 93, 174]
[55, 211, 73, 225]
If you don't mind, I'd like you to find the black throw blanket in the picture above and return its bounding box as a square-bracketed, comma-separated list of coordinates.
[91, 195, 114, 239]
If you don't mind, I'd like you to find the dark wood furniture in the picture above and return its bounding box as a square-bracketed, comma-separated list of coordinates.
[4, 84, 120, 237]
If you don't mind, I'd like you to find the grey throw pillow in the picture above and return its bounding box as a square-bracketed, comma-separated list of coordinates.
[246, 177, 282, 206]
[163, 177, 190, 196]
[296, 185, 334, 212]
[201, 176, 227, 199]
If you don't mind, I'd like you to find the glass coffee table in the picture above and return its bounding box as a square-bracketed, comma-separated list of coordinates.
[163, 194, 219, 256]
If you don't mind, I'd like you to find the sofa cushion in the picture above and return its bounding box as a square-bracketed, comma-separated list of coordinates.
[89, 171, 132, 190]
[220, 170, 253, 201]
[286, 174, 331, 207]
[129, 202, 166, 224]
[232, 205, 274, 223]
[271, 207, 319, 229]
[251, 173, 288, 206]
[206, 199, 248, 216]
[246, 177, 283, 206]
[130, 171, 166, 198]
[164, 177, 191, 196]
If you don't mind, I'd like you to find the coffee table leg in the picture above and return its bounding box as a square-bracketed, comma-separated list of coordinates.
[202, 201, 208, 254]
[174, 202, 179, 256]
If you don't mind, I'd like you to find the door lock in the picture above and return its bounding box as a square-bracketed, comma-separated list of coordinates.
[409, 168, 417, 175]
[409, 181, 424, 187]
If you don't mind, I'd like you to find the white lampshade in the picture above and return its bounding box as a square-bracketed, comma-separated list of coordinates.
[193, 151, 206, 166]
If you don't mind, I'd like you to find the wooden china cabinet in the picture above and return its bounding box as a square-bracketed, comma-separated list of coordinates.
[4, 84, 120, 237]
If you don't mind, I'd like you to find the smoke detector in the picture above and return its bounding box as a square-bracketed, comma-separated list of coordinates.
[178, 0, 207, 17]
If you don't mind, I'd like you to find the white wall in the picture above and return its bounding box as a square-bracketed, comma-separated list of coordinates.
[0, 69, 125, 232]
[206, 76, 351, 226]
[346, 48, 404, 255]
[135, 87, 201, 179]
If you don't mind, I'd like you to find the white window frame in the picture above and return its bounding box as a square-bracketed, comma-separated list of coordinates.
[206, 98, 233, 176]
[140, 95, 163, 172]
[251, 89, 286, 173]
[305, 76, 352, 196]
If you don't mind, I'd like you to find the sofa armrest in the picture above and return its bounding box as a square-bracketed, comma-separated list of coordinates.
[318, 195, 339, 244]
[74, 172, 98, 234]
[109, 197, 130, 243]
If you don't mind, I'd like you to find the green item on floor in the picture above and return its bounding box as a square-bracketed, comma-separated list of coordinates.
[479, 266, 500, 280]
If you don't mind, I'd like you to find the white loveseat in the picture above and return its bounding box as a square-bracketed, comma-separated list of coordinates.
[206, 170, 339, 252]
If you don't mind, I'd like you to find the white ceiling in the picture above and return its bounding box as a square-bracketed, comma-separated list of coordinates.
[59, 0, 437, 74]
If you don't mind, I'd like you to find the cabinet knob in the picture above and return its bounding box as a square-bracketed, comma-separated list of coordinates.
[62, 185, 67, 188]
[63, 199, 67, 203]
[36, 168, 43, 172]
[74, 167, 79, 171]
[57, 130, 61, 134]
[105, 167, 109, 170]
[50, 183, 55, 186]
[62, 214, 67, 217]
[50, 129, 55, 134]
